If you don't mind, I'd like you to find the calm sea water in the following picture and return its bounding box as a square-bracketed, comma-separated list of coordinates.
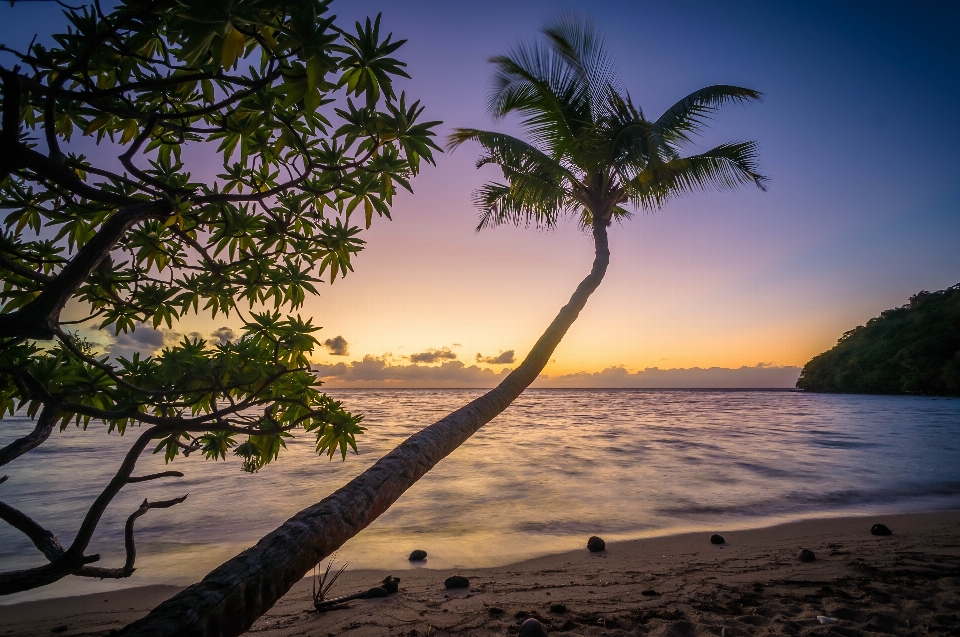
[1, 389, 959, 603]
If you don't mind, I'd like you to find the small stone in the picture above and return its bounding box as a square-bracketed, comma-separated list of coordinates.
[587, 536, 606, 552]
[518, 617, 548, 637]
[514, 610, 529, 619]
[549, 602, 567, 613]
[641, 589, 659, 596]
[870, 523, 892, 536]
[710, 533, 725, 545]
[51, 627, 68, 634]
[798, 549, 816, 562]
[488, 607, 504, 616]
[409, 549, 427, 561]
[444, 575, 470, 589]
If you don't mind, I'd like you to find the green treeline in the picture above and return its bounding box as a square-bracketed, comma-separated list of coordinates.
[797, 283, 960, 396]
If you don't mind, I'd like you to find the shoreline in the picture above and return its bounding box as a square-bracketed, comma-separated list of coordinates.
[2, 510, 958, 635]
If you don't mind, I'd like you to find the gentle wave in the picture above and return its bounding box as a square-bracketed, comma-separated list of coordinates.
[1, 389, 959, 603]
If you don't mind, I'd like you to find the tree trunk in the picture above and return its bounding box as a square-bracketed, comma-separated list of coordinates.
[118, 221, 611, 637]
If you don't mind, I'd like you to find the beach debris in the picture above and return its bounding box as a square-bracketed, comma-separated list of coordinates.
[314, 575, 400, 611]
[409, 549, 428, 561]
[798, 549, 816, 562]
[489, 607, 505, 616]
[587, 535, 606, 552]
[721, 628, 729, 637]
[817, 615, 839, 624]
[444, 575, 470, 589]
[518, 617, 548, 637]
[710, 534, 726, 545]
[870, 523, 892, 536]
[549, 602, 567, 613]
[641, 589, 660, 596]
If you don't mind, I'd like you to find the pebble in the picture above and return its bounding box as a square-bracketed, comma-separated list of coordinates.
[870, 523, 892, 536]
[518, 617, 548, 637]
[798, 549, 816, 562]
[587, 536, 606, 552]
[817, 616, 839, 625]
[710, 534, 725, 545]
[488, 607, 504, 616]
[444, 575, 470, 589]
[408, 550, 427, 561]
[549, 603, 567, 613]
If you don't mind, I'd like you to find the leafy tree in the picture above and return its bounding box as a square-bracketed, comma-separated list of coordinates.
[0, 0, 439, 595]
[114, 18, 766, 637]
[797, 283, 960, 395]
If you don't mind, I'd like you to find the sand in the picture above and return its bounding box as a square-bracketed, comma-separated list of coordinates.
[1, 511, 958, 636]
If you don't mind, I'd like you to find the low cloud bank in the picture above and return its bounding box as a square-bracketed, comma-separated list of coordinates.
[313, 355, 509, 388]
[532, 364, 802, 389]
[313, 357, 801, 389]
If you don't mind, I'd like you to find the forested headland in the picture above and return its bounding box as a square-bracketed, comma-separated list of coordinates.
[797, 283, 960, 396]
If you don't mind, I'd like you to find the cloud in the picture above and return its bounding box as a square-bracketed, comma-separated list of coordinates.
[476, 350, 516, 365]
[211, 327, 236, 345]
[323, 335, 350, 356]
[311, 357, 801, 389]
[106, 328, 167, 361]
[531, 364, 802, 389]
[313, 355, 509, 388]
[408, 347, 458, 364]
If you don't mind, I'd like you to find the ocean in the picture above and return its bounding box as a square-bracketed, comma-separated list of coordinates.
[1, 389, 959, 603]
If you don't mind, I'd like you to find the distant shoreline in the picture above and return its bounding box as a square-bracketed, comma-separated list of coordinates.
[3, 510, 958, 636]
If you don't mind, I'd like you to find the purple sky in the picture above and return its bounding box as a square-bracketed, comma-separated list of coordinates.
[3, 0, 958, 387]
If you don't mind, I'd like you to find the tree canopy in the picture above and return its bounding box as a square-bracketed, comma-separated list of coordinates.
[0, 0, 439, 594]
[797, 283, 960, 396]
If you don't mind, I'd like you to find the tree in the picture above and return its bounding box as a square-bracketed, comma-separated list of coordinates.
[112, 17, 766, 637]
[0, 0, 439, 595]
[797, 283, 960, 395]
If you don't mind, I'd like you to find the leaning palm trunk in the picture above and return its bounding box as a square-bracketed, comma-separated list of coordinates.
[117, 221, 610, 637]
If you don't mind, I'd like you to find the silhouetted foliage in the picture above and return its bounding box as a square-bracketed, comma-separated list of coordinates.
[797, 283, 960, 396]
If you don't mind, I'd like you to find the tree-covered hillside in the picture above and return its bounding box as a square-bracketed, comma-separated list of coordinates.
[797, 283, 960, 396]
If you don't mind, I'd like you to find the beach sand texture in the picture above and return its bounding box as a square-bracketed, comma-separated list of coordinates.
[1, 511, 958, 636]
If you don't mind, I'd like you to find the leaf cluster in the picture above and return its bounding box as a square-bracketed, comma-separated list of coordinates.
[0, 0, 440, 467]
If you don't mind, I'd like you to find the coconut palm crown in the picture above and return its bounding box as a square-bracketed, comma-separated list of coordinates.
[449, 18, 768, 232]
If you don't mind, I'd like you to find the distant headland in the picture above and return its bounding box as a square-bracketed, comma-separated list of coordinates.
[797, 283, 960, 396]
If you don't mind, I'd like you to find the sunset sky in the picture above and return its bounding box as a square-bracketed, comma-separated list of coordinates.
[3, 0, 958, 387]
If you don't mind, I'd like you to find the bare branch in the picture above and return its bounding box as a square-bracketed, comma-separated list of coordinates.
[127, 471, 184, 483]
[0, 398, 63, 468]
[0, 500, 66, 561]
[76, 494, 188, 579]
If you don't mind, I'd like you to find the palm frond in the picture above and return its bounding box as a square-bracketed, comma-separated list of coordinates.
[473, 178, 573, 232]
[653, 85, 763, 146]
[448, 128, 578, 182]
[542, 14, 620, 121]
[486, 43, 593, 156]
[627, 141, 768, 209]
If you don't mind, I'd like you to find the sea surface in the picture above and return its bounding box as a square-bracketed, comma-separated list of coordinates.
[1, 389, 959, 603]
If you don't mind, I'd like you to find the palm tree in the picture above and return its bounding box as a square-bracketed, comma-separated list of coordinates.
[118, 19, 766, 637]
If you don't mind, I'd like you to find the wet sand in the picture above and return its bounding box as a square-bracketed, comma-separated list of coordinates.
[2, 511, 958, 636]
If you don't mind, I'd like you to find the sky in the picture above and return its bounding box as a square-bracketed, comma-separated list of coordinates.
[3, 0, 959, 387]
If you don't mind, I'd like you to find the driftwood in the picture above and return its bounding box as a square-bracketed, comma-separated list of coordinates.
[313, 576, 400, 612]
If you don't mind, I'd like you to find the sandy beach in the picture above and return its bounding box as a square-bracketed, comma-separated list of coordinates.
[2, 511, 958, 636]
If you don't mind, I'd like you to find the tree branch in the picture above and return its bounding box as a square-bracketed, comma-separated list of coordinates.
[127, 471, 184, 483]
[0, 398, 63, 468]
[0, 66, 23, 181]
[0, 199, 171, 339]
[76, 495, 188, 579]
[0, 500, 66, 561]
